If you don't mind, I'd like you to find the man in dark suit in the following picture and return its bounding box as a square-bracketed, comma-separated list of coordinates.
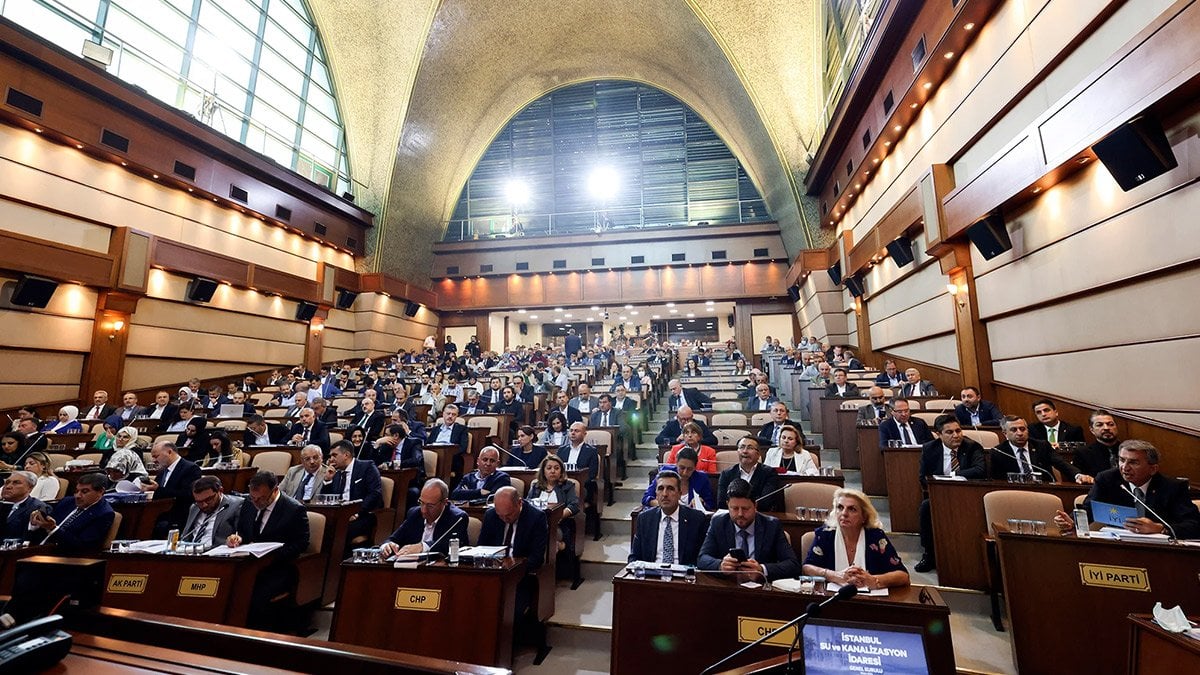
[989, 416, 1080, 482]
[450, 446, 511, 500]
[180, 475, 243, 547]
[629, 469, 705, 566]
[116, 392, 146, 422]
[756, 402, 800, 448]
[245, 414, 290, 446]
[550, 390, 584, 424]
[1029, 399, 1085, 445]
[479, 486, 550, 654]
[745, 384, 780, 412]
[15, 418, 48, 456]
[563, 329, 582, 359]
[878, 398, 933, 446]
[380, 479, 469, 556]
[310, 397, 339, 427]
[953, 386, 1003, 427]
[1055, 440, 1200, 539]
[320, 441, 384, 556]
[141, 440, 202, 536]
[588, 394, 626, 460]
[717, 436, 783, 512]
[668, 379, 712, 412]
[656, 406, 718, 448]
[0, 471, 45, 539]
[227, 471, 310, 630]
[228, 390, 258, 417]
[81, 389, 117, 421]
[915, 415, 986, 572]
[289, 408, 330, 453]
[145, 390, 180, 431]
[347, 397, 385, 441]
[698, 478, 799, 580]
[899, 368, 939, 398]
[1072, 410, 1123, 481]
[559, 422, 600, 484]
[856, 386, 893, 422]
[824, 368, 861, 398]
[28, 473, 114, 555]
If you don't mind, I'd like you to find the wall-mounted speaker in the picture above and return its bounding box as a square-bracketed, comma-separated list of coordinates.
[726, 314, 735, 328]
[966, 210, 1013, 260]
[185, 277, 218, 303]
[295, 301, 318, 322]
[1092, 115, 1178, 191]
[886, 236, 915, 268]
[335, 289, 358, 309]
[404, 301, 420, 317]
[519, 322, 528, 335]
[786, 284, 801, 302]
[827, 261, 843, 286]
[845, 274, 866, 298]
[10, 275, 59, 308]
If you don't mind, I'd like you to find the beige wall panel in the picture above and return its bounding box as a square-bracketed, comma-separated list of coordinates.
[354, 312, 432, 343]
[321, 327, 357, 351]
[131, 297, 307, 344]
[1125, 411, 1200, 430]
[355, 295, 439, 330]
[324, 307, 357, 331]
[974, 181, 1200, 318]
[322, 347, 360, 363]
[0, 350, 84, 384]
[122, 358, 273, 391]
[865, 260, 947, 324]
[0, 199, 112, 253]
[885, 333, 961, 371]
[0, 279, 98, 319]
[0, 384, 82, 409]
[144, 271, 307, 325]
[126, 325, 304, 365]
[487, 313, 506, 352]
[870, 294, 955, 351]
[750, 314, 795, 350]
[992, 338, 1200, 427]
[357, 331, 425, 355]
[0, 311, 93, 352]
[987, 266, 1200, 361]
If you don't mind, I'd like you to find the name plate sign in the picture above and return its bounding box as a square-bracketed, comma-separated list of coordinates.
[1079, 563, 1150, 591]
[736, 617, 795, 648]
[178, 577, 221, 598]
[394, 588, 442, 611]
[107, 573, 148, 594]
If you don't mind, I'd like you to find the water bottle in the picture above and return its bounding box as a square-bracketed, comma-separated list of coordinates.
[448, 537, 460, 566]
[1073, 508, 1090, 537]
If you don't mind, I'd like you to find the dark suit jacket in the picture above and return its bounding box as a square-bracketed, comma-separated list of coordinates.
[427, 423, 469, 455]
[668, 388, 712, 411]
[288, 420, 331, 453]
[491, 400, 526, 426]
[717, 465, 783, 512]
[655, 418, 718, 448]
[989, 439, 1079, 482]
[1029, 422, 1085, 444]
[1073, 442, 1121, 478]
[146, 403, 180, 431]
[823, 382, 861, 398]
[697, 512, 800, 579]
[315, 407, 339, 426]
[899, 380, 939, 397]
[1084, 470, 1200, 539]
[918, 438, 986, 486]
[451, 469, 512, 501]
[756, 421, 800, 448]
[389, 503, 471, 553]
[155, 458, 203, 530]
[246, 423, 290, 446]
[588, 409, 625, 430]
[21, 432, 49, 455]
[320, 459, 384, 517]
[745, 396, 780, 412]
[0, 496, 45, 539]
[479, 500, 548, 571]
[348, 411, 386, 440]
[878, 417, 933, 446]
[181, 494, 243, 546]
[551, 406, 583, 425]
[81, 404, 117, 420]
[29, 497, 115, 555]
[233, 492, 309, 561]
[954, 401, 1003, 426]
[558, 443, 600, 483]
[629, 504, 705, 565]
[856, 403, 893, 422]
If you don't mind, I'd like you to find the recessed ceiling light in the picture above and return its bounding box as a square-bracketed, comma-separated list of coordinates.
[854, 183, 861, 189]
[669, 309, 678, 314]
[619, 315, 627, 320]
[706, 307, 714, 311]
[652, 314, 661, 319]
[554, 319, 562, 323]
[666, 302, 676, 307]
[688, 319, 695, 323]
[631, 311, 639, 315]
[884, 141, 892, 147]
[923, 82, 933, 89]
[705, 300, 714, 305]
[554, 307, 563, 312]
[910, 103, 919, 109]
[964, 22, 975, 30]
[894, 125, 902, 132]
[944, 52, 954, 59]
[872, 158, 880, 164]
[564, 313, 573, 318]
[686, 312, 695, 317]
[33, 128, 42, 133]
[517, 308, 526, 313]
[624, 304, 633, 309]
[529, 314, 538, 319]
[1031, 187, 1042, 194]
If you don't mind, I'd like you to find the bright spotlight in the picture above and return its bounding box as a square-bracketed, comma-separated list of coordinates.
[506, 179, 530, 206]
[587, 166, 619, 201]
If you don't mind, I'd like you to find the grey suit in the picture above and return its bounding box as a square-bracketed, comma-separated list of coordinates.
[856, 402, 893, 422]
[278, 464, 327, 504]
[181, 494, 243, 547]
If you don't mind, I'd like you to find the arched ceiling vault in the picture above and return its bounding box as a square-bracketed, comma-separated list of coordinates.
[309, 0, 824, 286]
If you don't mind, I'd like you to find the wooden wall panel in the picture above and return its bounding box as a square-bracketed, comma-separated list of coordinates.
[581, 270, 624, 304]
[126, 325, 304, 365]
[0, 228, 114, 287]
[659, 268, 700, 299]
[507, 275, 545, 306]
[152, 239, 250, 286]
[541, 273, 583, 305]
[741, 263, 787, 296]
[619, 269, 660, 301]
[700, 264, 745, 297]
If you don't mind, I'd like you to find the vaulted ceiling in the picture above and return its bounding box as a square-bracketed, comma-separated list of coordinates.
[308, 0, 826, 286]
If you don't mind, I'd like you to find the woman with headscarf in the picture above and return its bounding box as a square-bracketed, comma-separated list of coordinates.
[40, 405, 83, 433]
[175, 415, 209, 457]
[105, 426, 148, 482]
[93, 414, 124, 453]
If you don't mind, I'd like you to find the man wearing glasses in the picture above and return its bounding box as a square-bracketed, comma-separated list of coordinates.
[380, 479, 470, 556]
[857, 386, 893, 422]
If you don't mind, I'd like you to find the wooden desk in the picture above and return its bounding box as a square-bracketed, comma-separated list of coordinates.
[805, 387, 825, 432]
[882, 445, 922, 532]
[1128, 613, 1200, 675]
[0, 544, 52, 593]
[425, 443, 464, 485]
[856, 425, 888, 495]
[998, 533, 1200, 675]
[202, 466, 256, 492]
[458, 501, 563, 621]
[379, 466, 420, 520]
[833, 406, 862, 468]
[928, 479, 1088, 590]
[331, 558, 525, 667]
[110, 498, 173, 540]
[307, 501, 361, 605]
[100, 550, 276, 625]
[818, 398, 847, 452]
[610, 574, 954, 674]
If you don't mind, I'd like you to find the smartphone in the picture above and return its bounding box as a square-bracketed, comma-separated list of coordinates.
[728, 547, 748, 563]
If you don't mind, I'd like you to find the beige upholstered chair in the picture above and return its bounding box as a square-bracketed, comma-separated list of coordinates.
[785, 483, 840, 514]
[250, 450, 292, 477]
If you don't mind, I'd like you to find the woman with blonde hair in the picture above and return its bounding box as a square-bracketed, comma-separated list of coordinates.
[24, 451, 61, 501]
[527, 453, 582, 585]
[802, 488, 910, 590]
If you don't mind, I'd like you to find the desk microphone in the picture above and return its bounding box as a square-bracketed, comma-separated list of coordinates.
[493, 444, 531, 468]
[1121, 484, 1178, 542]
[989, 446, 1055, 482]
[755, 482, 790, 507]
[412, 515, 468, 561]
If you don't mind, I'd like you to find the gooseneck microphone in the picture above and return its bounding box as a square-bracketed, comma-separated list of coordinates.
[754, 482, 791, 506]
[493, 444, 532, 468]
[1121, 484, 1178, 542]
[989, 445, 1055, 482]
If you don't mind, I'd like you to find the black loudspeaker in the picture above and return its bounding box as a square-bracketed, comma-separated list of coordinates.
[726, 314, 735, 328]
[295, 301, 318, 321]
[404, 301, 420, 317]
[185, 277, 218, 303]
[1092, 115, 1178, 191]
[335, 289, 358, 309]
[519, 322, 528, 335]
[827, 261, 842, 286]
[886, 236, 915, 268]
[786, 284, 801, 302]
[10, 275, 58, 308]
[966, 210, 1013, 260]
[845, 274, 866, 298]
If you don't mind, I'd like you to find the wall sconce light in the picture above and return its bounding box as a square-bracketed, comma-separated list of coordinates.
[311, 323, 325, 338]
[946, 283, 968, 308]
[108, 319, 126, 340]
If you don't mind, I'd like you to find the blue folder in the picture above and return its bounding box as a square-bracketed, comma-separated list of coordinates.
[1090, 500, 1138, 527]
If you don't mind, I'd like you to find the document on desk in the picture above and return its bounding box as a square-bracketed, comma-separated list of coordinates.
[458, 545, 507, 557]
[828, 582, 889, 596]
[930, 475, 967, 481]
[204, 542, 283, 557]
[1096, 526, 1170, 543]
[128, 540, 170, 553]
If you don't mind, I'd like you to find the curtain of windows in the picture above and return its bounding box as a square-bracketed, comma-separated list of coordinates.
[820, 0, 883, 126]
[1, 0, 350, 195]
[447, 80, 770, 241]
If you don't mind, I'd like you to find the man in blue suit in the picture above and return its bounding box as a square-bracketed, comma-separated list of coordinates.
[629, 469, 705, 566]
[380, 479, 470, 556]
[953, 386, 1003, 427]
[744, 383, 780, 412]
[1, 471, 46, 539]
[450, 446, 511, 501]
[320, 440, 384, 556]
[698, 478, 799, 580]
[28, 473, 115, 555]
